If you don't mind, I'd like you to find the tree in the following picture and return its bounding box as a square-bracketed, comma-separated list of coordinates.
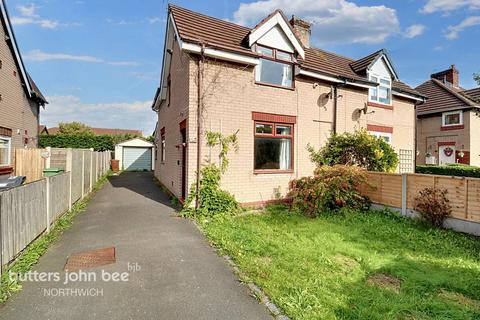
[474, 73, 479, 85]
[57, 122, 93, 135]
[308, 129, 399, 172]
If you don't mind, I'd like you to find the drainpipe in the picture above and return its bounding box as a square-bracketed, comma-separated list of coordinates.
[195, 44, 205, 209]
[332, 85, 338, 134]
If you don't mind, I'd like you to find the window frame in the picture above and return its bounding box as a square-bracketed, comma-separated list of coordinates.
[160, 132, 166, 163]
[253, 120, 294, 174]
[368, 73, 392, 106]
[442, 110, 463, 127]
[0, 136, 12, 167]
[369, 131, 392, 144]
[254, 44, 295, 90]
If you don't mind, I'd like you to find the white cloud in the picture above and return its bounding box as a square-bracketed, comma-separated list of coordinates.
[40, 96, 156, 136]
[233, 0, 400, 45]
[403, 24, 426, 38]
[148, 17, 165, 24]
[11, 3, 79, 29]
[24, 49, 139, 66]
[445, 16, 480, 39]
[421, 0, 480, 14]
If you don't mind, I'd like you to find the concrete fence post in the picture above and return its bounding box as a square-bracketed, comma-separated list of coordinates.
[81, 151, 85, 199]
[66, 148, 73, 211]
[401, 174, 408, 215]
[89, 148, 94, 192]
[45, 146, 51, 169]
[0, 193, 3, 275]
[46, 177, 50, 233]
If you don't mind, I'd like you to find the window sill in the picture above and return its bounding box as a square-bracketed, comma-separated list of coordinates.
[367, 101, 393, 110]
[441, 125, 464, 131]
[0, 166, 14, 175]
[255, 81, 295, 91]
[253, 169, 294, 175]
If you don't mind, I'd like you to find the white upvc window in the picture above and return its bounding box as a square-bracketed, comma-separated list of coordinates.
[369, 74, 392, 105]
[0, 136, 12, 166]
[370, 131, 392, 144]
[442, 110, 463, 126]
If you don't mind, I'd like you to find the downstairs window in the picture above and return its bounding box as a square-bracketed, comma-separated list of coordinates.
[254, 121, 293, 171]
[0, 137, 11, 166]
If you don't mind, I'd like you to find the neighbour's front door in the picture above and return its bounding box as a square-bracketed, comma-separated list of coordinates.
[439, 145, 456, 165]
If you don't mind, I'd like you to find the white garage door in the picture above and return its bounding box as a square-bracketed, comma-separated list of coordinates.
[123, 147, 152, 171]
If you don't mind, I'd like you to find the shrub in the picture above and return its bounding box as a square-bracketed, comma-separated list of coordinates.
[308, 130, 398, 172]
[416, 164, 480, 178]
[39, 133, 140, 151]
[183, 164, 239, 216]
[414, 187, 452, 227]
[287, 165, 371, 217]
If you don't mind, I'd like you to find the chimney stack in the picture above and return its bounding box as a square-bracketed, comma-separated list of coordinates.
[289, 16, 311, 48]
[431, 65, 460, 88]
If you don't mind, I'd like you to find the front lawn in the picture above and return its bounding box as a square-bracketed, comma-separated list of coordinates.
[200, 206, 480, 320]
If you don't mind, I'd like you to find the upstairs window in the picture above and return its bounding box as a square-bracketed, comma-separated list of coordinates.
[369, 75, 391, 105]
[0, 137, 11, 166]
[160, 131, 166, 162]
[370, 131, 392, 144]
[442, 111, 463, 126]
[255, 45, 293, 88]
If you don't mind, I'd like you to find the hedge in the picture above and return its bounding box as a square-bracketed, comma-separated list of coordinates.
[416, 164, 480, 178]
[39, 134, 140, 151]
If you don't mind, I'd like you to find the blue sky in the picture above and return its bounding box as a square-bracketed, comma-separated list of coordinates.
[6, 0, 480, 135]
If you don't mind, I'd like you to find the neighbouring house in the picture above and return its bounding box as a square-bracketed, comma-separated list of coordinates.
[0, 0, 47, 177]
[114, 138, 155, 171]
[38, 125, 49, 135]
[152, 5, 425, 205]
[416, 65, 480, 166]
[47, 126, 143, 136]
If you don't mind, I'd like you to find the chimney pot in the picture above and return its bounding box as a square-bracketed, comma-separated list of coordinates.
[431, 65, 460, 88]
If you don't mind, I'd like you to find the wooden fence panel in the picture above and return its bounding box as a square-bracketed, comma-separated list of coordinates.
[71, 150, 83, 202]
[48, 172, 70, 222]
[14, 149, 45, 183]
[50, 148, 68, 170]
[83, 151, 91, 194]
[0, 180, 47, 264]
[466, 179, 480, 223]
[406, 174, 435, 209]
[363, 173, 402, 208]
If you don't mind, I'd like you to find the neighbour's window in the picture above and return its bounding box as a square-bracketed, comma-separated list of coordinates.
[255, 45, 293, 88]
[0, 137, 11, 166]
[370, 131, 392, 144]
[369, 74, 391, 105]
[161, 132, 166, 163]
[254, 121, 293, 171]
[442, 111, 463, 126]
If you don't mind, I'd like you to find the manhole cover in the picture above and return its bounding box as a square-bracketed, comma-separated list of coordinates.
[64, 247, 116, 272]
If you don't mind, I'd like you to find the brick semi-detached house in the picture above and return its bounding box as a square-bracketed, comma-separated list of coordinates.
[0, 0, 47, 177]
[152, 5, 425, 206]
[416, 65, 480, 166]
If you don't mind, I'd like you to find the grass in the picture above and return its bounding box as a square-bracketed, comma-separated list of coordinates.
[0, 172, 111, 303]
[199, 206, 480, 320]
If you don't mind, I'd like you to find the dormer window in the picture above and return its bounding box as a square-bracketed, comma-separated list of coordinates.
[369, 74, 391, 105]
[255, 45, 293, 89]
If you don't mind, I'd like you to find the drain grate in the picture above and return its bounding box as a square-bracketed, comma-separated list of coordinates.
[64, 247, 116, 272]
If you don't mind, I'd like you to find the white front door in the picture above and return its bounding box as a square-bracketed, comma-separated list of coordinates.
[439, 145, 456, 165]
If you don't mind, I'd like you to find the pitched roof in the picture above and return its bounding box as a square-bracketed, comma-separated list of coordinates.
[461, 87, 480, 103]
[49, 127, 143, 136]
[415, 79, 478, 116]
[168, 5, 422, 98]
[350, 49, 384, 73]
[0, 0, 47, 105]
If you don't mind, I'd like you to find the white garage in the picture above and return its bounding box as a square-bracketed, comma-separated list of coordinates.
[114, 138, 155, 171]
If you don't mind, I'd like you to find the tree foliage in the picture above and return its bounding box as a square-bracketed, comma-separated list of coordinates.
[474, 73, 480, 86]
[308, 130, 398, 172]
[58, 122, 94, 135]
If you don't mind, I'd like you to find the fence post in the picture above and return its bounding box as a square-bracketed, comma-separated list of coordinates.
[81, 150, 85, 199]
[89, 148, 94, 192]
[46, 177, 50, 232]
[66, 148, 73, 211]
[45, 146, 51, 169]
[401, 174, 407, 215]
[0, 193, 3, 276]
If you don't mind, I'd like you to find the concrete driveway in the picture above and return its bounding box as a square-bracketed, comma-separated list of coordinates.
[0, 172, 271, 320]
